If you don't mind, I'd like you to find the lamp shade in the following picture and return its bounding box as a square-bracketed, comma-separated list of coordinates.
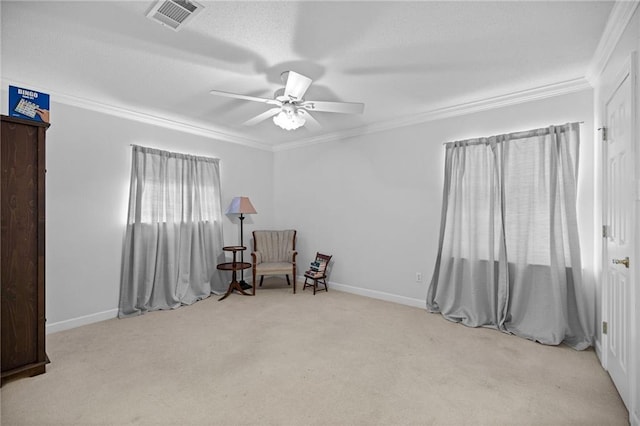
[225, 196, 257, 215]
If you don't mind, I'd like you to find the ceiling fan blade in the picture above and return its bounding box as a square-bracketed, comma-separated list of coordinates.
[300, 100, 364, 114]
[283, 71, 313, 101]
[209, 90, 281, 106]
[298, 110, 321, 131]
[242, 107, 282, 126]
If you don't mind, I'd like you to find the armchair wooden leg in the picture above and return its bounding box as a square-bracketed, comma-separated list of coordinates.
[286, 275, 291, 286]
[259, 276, 264, 287]
[252, 268, 256, 296]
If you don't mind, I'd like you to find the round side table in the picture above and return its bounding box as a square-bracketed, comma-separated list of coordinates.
[217, 246, 252, 301]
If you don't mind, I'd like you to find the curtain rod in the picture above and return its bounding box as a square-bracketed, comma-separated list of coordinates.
[442, 121, 584, 146]
[127, 144, 219, 162]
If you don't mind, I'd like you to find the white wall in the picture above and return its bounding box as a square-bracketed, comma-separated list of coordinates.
[274, 89, 596, 310]
[29, 101, 275, 331]
[0, 85, 597, 333]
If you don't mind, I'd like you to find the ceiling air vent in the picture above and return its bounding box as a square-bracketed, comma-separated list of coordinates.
[146, 0, 204, 31]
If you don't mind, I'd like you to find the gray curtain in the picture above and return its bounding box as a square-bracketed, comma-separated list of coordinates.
[427, 123, 593, 350]
[119, 145, 227, 318]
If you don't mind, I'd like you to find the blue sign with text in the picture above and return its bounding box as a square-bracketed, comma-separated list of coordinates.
[9, 85, 50, 123]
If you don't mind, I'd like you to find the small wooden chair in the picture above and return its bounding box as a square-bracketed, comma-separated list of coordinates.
[303, 253, 332, 295]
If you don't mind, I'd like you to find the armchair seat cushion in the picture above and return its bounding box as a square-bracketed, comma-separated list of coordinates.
[255, 262, 294, 275]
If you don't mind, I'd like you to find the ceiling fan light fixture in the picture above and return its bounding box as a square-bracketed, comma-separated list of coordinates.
[272, 107, 306, 131]
[209, 70, 363, 130]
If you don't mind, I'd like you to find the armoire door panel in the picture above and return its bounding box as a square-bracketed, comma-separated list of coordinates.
[1, 115, 48, 383]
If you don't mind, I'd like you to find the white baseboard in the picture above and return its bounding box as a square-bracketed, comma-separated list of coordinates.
[595, 338, 603, 365]
[47, 280, 424, 335]
[309, 278, 426, 309]
[46, 308, 118, 334]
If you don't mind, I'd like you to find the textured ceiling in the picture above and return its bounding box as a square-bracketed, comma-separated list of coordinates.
[1, 1, 613, 149]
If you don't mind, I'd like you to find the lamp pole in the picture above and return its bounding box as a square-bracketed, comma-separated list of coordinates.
[238, 213, 250, 289]
[225, 196, 256, 291]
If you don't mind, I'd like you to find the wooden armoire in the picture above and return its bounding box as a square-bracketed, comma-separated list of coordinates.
[1, 115, 49, 384]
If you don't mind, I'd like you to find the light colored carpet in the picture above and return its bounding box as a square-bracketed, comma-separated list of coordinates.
[0, 278, 628, 425]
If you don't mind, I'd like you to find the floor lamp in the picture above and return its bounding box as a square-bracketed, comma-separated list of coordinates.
[225, 196, 257, 290]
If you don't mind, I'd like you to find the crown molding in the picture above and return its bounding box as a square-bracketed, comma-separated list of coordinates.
[0, 78, 273, 152]
[3, 75, 591, 154]
[274, 77, 591, 151]
[586, 0, 640, 85]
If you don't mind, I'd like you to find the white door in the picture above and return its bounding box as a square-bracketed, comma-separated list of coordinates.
[603, 60, 635, 411]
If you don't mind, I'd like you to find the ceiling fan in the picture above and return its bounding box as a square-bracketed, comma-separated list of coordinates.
[209, 71, 364, 131]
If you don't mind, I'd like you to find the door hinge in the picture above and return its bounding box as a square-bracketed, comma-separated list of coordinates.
[602, 225, 609, 238]
[603, 321, 608, 335]
[599, 126, 608, 142]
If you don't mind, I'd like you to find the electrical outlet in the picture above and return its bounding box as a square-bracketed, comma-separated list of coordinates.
[416, 272, 422, 282]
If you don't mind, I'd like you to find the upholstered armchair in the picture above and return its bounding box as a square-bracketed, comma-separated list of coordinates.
[251, 230, 297, 295]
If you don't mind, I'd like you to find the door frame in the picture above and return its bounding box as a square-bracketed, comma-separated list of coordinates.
[633, 48, 640, 426]
[600, 51, 639, 425]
